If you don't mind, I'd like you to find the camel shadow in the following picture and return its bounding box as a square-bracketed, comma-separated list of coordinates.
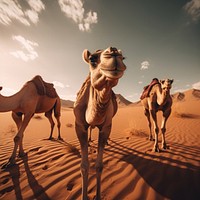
[2, 164, 23, 200]
[106, 139, 200, 200]
[46, 138, 81, 157]
[2, 155, 50, 200]
[21, 155, 51, 200]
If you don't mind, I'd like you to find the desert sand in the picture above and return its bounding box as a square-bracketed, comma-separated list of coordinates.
[0, 89, 200, 200]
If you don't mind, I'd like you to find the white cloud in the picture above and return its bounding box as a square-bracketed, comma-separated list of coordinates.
[53, 81, 70, 89]
[0, 0, 45, 26]
[141, 61, 150, 70]
[184, 0, 200, 22]
[27, 0, 45, 13]
[192, 81, 200, 89]
[10, 35, 39, 62]
[53, 81, 65, 88]
[0, 0, 30, 26]
[58, 0, 98, 32]
[25, 0, 45, 24]
[138, 81, 143, 84]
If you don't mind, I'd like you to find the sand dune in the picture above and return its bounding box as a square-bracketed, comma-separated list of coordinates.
[0, 89, 200, 200]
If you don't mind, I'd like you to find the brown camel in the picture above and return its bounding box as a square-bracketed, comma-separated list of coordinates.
[141, 78, 173, 152]
[0, 75, 61, 167]
[74, 47, 126, 200]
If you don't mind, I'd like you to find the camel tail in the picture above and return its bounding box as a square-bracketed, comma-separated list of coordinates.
[53, 97, 61, 118]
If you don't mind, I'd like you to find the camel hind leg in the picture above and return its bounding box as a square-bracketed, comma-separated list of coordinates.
[45, 110, 55, 140]
[144, 109, 153, 140]
[53, 97, 61, 140]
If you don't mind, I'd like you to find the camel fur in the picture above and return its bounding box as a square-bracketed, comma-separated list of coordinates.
[141, 78, 173, 152]
[74, 47, 126, 200]
[0, 75, 61, 168]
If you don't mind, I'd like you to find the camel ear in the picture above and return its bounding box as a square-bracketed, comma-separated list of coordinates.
[82, 49, 91, 64]
[170, 79, 174, 84]
[159, 80, 165, 84]
[0, 86, 2, 91]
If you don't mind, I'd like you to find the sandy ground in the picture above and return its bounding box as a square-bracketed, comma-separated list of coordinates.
[0, 89, 200, 200]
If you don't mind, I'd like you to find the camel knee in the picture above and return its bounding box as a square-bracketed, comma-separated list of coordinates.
[81, 161, 89, 172]
[161, 127, 166, 133]
[96, 163, 103, 173]
[14, 135, 21, 143]
[154, 127, 159, 134]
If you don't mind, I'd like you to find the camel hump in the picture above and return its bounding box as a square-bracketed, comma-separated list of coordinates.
[140, 78, 159, 100]
[30, 75, 58, 98]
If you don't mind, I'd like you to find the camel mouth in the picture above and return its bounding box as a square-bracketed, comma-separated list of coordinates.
[100, 68, 124, 79]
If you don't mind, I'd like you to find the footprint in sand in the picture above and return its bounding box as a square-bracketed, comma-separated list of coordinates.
[1, 178, 9, 184]
[66, 182, 74, 191]
[42, 165, 48, 170]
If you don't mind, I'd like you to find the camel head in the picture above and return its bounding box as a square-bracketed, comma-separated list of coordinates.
[159, 79, 173, 92]
[82, 47, 126, 90]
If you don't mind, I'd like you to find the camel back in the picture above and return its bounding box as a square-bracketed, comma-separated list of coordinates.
[140, 78, 159, 100]
[29, 75, 58, 98]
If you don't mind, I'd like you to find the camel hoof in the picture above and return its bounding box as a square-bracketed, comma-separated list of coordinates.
[162, 145, 170, 150]
[152, 147, 160, 153]
[58, 137, 63, 141]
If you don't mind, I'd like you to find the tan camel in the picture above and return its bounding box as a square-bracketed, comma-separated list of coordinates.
[141, 78, 173, 152]
[74, 47, 126, 200]
[0, 75, 61, 167]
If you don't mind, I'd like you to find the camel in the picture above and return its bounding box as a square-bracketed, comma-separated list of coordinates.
[0, 75, 61, 167]
[74, 47, 126, 200]
[141, 78, 173, 152]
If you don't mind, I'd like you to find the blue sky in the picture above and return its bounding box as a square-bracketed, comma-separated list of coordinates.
[0, 0, 200, 102]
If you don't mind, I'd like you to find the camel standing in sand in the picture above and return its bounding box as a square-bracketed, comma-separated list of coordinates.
[0, 75, 61, 167]
[74, 47, 126, 200]
[141, 78, 173, 152]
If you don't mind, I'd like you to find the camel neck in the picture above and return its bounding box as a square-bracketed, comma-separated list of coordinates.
[0, 93, 21, 112]
[85, 85, 113, 126]
[157, 88, 170, 105]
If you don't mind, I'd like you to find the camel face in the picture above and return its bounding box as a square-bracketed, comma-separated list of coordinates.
[160, 79, 173, 91]
[83, 47, 126, 90]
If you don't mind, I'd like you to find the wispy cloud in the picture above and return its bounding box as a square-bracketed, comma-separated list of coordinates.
[0, 0, 45, 26]
[192, 81, 200, 89]
[140, 61, 150, 70]
[184, 0, 200, 22]
[10, 35, 39, 62]
[58, 0, 98, 32]
[53, 81, 70, 88]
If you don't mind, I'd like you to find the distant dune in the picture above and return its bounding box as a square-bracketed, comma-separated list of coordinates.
[0, 89, 200, 200]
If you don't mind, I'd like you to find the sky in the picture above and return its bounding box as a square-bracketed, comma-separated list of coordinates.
[0, 0, 200, 102]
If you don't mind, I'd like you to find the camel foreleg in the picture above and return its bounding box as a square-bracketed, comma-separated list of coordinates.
[150, 110, 159, 152]
[161, 109, 171, 149]
[95, 125, 111, 200]
[9, 113, 32, 166]
[76, 123, 89, 200]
